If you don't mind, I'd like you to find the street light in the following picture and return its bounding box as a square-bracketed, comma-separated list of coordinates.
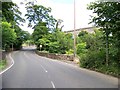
[73, 0, 76, 58]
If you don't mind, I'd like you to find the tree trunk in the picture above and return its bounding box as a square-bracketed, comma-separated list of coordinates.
[106, 32, 109, 66]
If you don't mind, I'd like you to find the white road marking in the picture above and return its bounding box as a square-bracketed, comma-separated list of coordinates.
[23, 52, 27, 57]
[24, 52, 31, 59]
[24, 52, 48, 73]
[40, 65, 48, 73]
[51, 81, 55, 88]
[0, 53, 14, 75]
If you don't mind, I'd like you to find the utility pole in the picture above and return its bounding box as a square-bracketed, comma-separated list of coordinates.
[73, 0, 76, 58]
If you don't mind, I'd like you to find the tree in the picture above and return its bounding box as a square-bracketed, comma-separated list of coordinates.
[55, 19, 64, 31]
[32, 22, 49, 48]
[25, 4, 56, 29]
[25, 4, 57, 50]
[25, 2, 73, 54]
[2, 2, 25, 25]
[77, 29, 106, 69]
[13, 25, 31, 50]
[1, 1, 28, 50]
[87, 1, 120, 66]
[48, 29, 73, 54]
[1, 22, 16, 51]
[2, 2, 15, 22]
[0, 0, 33, 51]
[38, 38, 50, 51]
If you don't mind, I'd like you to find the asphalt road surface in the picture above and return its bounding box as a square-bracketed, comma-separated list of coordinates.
[1, 47, 118, 88]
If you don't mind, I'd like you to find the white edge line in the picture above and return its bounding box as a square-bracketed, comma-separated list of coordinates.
[51, 81, 55, 88]
[0, 53, 14, 75]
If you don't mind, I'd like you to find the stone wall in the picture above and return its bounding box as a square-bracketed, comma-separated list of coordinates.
[36, 51, 74, 61]
[0, 51, 7, 60]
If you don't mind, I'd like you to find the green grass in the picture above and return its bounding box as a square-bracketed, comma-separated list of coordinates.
[0, 60, 7, 70]
[80, 63, 119, 77]
[97, 65, 119, 77]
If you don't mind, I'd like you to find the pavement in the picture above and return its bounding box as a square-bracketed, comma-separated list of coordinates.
[1, 47, 118, 88]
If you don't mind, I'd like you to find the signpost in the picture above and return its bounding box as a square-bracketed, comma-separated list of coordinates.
[40, 45, 42, 51]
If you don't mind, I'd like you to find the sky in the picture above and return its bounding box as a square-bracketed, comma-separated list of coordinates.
[12, 0, 95, 34]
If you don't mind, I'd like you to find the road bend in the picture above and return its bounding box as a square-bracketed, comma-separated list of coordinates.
[2, 47, 118, 88]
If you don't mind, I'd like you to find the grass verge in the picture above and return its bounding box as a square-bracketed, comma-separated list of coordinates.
[0, 60, 7, 70]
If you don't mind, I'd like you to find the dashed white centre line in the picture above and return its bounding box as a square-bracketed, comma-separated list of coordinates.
[51, 81, 55, 88]
[24, 52, 48, 73]
[40, 65, 48, 73]
[24, 52, 29, 59]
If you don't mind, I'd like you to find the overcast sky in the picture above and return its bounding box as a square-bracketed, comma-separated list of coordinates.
[12, 0, 95, 34]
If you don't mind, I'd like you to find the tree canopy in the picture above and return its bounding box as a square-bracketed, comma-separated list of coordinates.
[1, 1, 30, 51]
[87, 1, 120, 66]
[2, 2, 25, 24]
[1, 22, 16, 51]
[25, 3, 56, 29]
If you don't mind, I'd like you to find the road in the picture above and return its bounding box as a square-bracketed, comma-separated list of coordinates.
[1, 47, 118, 88]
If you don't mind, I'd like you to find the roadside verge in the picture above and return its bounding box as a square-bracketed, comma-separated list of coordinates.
[0, 52, 14, 75]
[35, 50, 119, 79]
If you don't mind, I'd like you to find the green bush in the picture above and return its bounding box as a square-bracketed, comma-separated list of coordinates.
[79, 50, 119, 77]
[0, 60, 7, 69]
[77, 42, 87, 56]
[49, 42, 60, 53]
[98, 64, 119, 77]
[80, 50, 106, 69]
[66, 49, 74, 55]
[77, 28, 119, 77]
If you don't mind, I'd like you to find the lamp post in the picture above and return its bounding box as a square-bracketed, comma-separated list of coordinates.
[73, 0, 76, 58]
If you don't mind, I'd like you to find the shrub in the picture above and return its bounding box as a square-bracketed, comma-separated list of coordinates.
[80, 50, 106, 69]
[77, 42, 87, 56]
[66, 49, 74, 55]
